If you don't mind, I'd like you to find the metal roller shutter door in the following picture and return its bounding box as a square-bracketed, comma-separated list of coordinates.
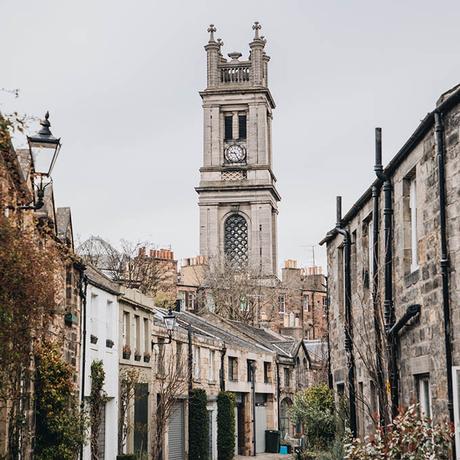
[168, 401, 185, 460]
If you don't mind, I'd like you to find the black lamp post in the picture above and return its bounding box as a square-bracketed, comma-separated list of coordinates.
[152, 307, 177, 346]
[21, 111, 61, 210]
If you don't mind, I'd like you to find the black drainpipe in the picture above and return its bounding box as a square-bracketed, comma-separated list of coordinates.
[324, 276, 333, 390]
[434, 111, 455, 457]
[374, 131, 398, 419]
[276, 361, 281, 431]
[251, 362, 256, 456]
[188, 324, 193, 395]
[336, 196, 357, 438]
[220, 343, 227, 391]
[373, 128, 389, 428]
[77, 267, 88, 460]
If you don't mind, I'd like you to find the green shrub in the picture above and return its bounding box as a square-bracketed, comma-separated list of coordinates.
[189, 389, 209, 459]
[217, 391, 235, 460]
[290, 384, 336, 451]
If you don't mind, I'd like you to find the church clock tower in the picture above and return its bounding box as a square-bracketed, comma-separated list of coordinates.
[196, 22, 280, 276]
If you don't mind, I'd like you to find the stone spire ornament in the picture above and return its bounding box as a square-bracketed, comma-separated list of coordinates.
[252, 21, 262, 40]
[207, 24, 217, 43]
[217, 38, 224, 59]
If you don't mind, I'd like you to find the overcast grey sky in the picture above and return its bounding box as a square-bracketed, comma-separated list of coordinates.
[2, 0, 460, 272]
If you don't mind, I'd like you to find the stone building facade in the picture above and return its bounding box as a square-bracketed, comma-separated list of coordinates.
[117, 284, 317, 459]
[321, 84, 460, 453]
[279, 260, 327, 340]
[0, 115, 84, 458]
[196, 23, 280, 278]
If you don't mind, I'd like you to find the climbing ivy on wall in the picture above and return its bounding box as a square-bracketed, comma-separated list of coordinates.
[35, 344, 86, 460]
[89, 359, 108, 460]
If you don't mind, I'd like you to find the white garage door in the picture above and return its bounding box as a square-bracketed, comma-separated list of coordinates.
[255, 405, 267, 453]
[168, 401, 185, 460]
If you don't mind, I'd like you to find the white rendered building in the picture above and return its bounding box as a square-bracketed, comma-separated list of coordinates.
[82, 266, 120, 460]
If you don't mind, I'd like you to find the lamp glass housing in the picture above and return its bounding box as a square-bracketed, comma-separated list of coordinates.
[163, 309, 176, 333]
[28, 137, 61, 177]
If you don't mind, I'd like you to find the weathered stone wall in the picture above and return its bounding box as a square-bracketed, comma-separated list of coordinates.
[325, 96, 460, 438]
[279, 263, 327, 339]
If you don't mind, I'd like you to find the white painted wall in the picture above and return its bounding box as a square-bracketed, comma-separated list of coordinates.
[82, 283, 119, 460]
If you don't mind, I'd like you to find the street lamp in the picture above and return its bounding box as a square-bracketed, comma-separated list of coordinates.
[152, 306, 177, 346]
[163, 307, 177, 336]
[21, 111, 61, 210]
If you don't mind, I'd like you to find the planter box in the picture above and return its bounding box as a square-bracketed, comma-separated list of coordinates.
[134, 354, 142, 362]
[106, 339, 114, 348]
[90, 335, 98, 344]
[143, 355, 151, 363]
[64, 312, 78, 326]
[122, 351, 131, 359]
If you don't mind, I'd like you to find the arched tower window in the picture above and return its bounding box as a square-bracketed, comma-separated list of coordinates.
[224, 214, 248, 265]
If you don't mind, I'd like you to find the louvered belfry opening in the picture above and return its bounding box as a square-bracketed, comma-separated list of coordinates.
[224, 214, 249, 265]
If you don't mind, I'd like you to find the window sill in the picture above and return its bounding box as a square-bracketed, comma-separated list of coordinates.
[404, 269, 420, 287]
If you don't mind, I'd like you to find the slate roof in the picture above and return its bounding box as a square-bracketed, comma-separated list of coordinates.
[85, 264, 120, 295]
[303, 339, 327, 363]
[172, 311, 274, 354]
[272, 340, 298, 357]
[222, 319, 298, 358]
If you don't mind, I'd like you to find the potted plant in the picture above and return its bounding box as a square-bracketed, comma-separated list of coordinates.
[122, 344, 131, 359]
[143, 352, 151, 363]
[134, 350, 142, 361]
[106, 339, 114, 348]
[90, 334, 98, 344]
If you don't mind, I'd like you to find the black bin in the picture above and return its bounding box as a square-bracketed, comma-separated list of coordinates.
[265, 430, 280, 453]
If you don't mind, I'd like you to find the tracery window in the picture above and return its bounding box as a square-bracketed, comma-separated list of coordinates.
[224, 214, 248, 265]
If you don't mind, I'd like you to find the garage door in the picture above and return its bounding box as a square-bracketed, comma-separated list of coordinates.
[255, 405, 267, 453]
[168, 401, 185, 460]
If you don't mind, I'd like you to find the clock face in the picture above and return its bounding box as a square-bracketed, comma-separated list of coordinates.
[225, 144, 246, 163]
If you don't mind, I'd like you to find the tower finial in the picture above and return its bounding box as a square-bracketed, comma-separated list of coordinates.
[207, 24, 217, 42]
[252, 21, 262, 40]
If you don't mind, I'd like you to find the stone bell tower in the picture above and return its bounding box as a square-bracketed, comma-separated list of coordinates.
[196, 22, 280, 276]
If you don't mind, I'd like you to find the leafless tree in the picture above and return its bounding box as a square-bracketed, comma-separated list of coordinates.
[196, 255, 281, 325]
[118, 368, 140, 455]
[342, 253, 391, 434]
[78, 236, 174, 299]
[152, 348, 187, 460]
